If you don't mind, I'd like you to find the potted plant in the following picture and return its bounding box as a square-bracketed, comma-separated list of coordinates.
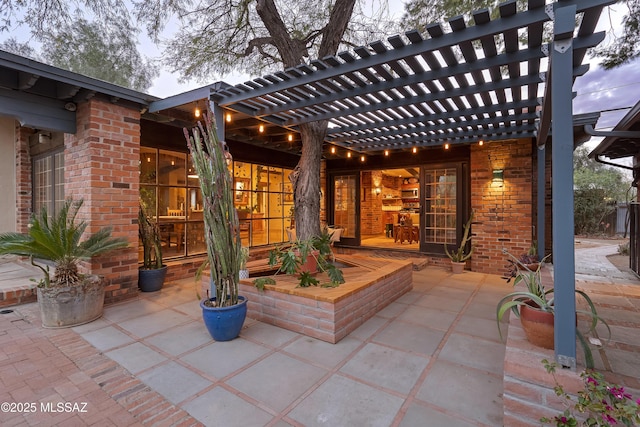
[444, 212, 474, 273]
[541, 359, 640, 426]
[254, 228, 345, 289]
[0, 198, 128, 328]
[185, 115, 247, 342]
[519, 241, 541, 271]
[138, 200, 167, 292]
[496, 250, 610, 369]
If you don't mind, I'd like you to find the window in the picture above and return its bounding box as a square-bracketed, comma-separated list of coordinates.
[233, 162, 294, 247]
[33, 150, 64, 216]
[140, 147, 293, 260]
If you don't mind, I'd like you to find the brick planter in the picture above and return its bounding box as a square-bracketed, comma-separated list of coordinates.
[204, 256, 413, 343]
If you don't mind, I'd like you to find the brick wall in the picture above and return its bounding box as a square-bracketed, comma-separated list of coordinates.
[470, 139, 535, 275]
[64, 98, 141, 304]
[15, 124, 34, 233]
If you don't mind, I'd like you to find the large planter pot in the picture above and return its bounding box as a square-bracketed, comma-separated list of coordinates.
[450, 261, 466, 274]
[37, 275, 106, 329]
[297, 250, 319, 275]
[138, 265, 168, 292]
[201, 296, 248, 341]
[520, 303, 554, 349]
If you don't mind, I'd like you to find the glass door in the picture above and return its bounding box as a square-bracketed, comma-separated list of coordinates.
[329, 173, 360, 246]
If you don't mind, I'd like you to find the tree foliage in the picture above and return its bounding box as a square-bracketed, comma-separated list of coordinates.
[0, 1, 156, 91]
[41, 16, 158, 91]
[573, 146, 633, 235]
[591, 0, 640, 69]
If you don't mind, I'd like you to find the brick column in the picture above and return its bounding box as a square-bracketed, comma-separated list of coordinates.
[470, 139, 534, 275]
[65, 98, 140, 303]
[15, 124, 34, 233]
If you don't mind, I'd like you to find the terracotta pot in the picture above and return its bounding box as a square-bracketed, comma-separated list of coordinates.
[520, 302, 554, 349]
[296, 250, 319, 274]
[450, 261, 466, 274]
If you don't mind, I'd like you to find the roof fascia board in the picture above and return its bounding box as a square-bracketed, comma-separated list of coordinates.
[0, 88, 75, 132]
[148, 83, 228, 113]
[213, 0, 614, 105]
[0, 51, 157, 105]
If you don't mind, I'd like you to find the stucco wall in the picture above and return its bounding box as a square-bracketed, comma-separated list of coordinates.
[0, 117, 16, 232]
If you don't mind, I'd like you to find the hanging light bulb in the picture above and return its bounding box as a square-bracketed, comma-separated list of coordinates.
[360, 155, 365, 162]
[226, 113, 231, 122]
[444, 143, 450, 150]
[478, 140, 484, 146]
[288, 134, 293, 142]
[384, 150, 389, 157]
[259, 124, 264, 133]
[330, 146, 336, 154]
[412, 146, 417, 154]
[347, 152, 352, 158]
[194, 106, 201, 118]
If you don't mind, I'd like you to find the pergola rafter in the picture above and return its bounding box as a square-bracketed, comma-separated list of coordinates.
[212, 0, 611, 156]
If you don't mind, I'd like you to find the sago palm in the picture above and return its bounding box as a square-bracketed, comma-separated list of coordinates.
[0, 199, 128, 287]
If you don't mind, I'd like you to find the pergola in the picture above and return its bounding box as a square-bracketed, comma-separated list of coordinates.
[205, 0, 615, 369]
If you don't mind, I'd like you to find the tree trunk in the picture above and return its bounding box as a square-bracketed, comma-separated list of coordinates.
[291, 121, 328, 241]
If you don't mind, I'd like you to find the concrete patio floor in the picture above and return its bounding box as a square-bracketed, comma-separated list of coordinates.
[0, 239, 638, 426]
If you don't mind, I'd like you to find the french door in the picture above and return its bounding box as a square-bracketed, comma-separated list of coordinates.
[329, 172, 360, 246]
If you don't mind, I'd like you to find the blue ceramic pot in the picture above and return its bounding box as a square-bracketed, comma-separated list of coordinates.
[138, 265, 168, 292]
[200, 296, 248, 341]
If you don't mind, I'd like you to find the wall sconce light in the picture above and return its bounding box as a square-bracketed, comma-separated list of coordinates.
[38, 131, 52, 144]
[492, 169, 504, 183]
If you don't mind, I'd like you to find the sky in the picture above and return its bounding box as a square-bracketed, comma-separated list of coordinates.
[3, 1, 639, 155]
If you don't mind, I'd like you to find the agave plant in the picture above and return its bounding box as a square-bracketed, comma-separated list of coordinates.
[0, 198, 128, 287]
